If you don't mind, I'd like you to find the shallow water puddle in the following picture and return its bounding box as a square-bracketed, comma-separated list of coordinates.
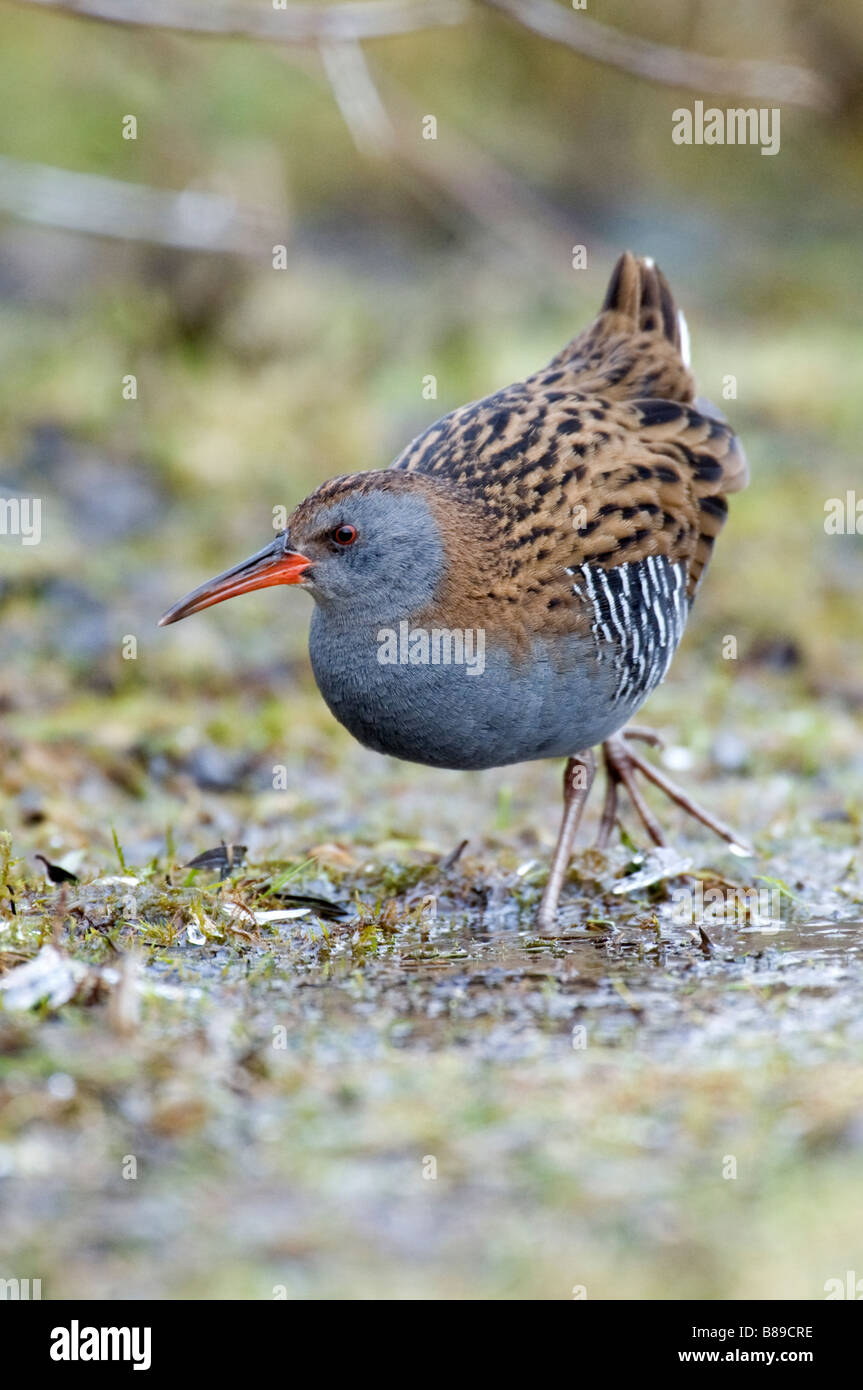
[255, 904, 863, 1065]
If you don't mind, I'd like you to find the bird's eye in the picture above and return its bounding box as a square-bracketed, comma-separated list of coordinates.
[331, 524, 357, 547]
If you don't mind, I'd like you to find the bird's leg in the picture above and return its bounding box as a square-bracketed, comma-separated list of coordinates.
[597, 734, 666, 847]
[595, 725, 666, 847]
[535, 749, 596, 929]
[599, 730, 752, 854]
[595, 755, 621, 849]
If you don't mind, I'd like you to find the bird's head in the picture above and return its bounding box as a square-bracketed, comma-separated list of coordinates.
[158, 470, 468, 629]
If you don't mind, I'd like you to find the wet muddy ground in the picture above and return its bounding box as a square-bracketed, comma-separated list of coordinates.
[2, 660, 862, 1299]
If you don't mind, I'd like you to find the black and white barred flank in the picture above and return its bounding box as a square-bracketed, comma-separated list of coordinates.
[568, 555, 690, 707]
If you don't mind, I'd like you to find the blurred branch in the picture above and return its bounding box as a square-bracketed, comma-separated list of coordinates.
[9, 0, 837, 113]
[10, 0, 470, 42]
[2, 0, 835, 263]
[319, 42, 395, 157]
[480, 0, 835, 111]
[0, 55, 580, 271]
[0, 155, 278, 253]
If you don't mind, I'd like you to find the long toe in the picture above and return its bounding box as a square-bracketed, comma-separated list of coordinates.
[600, 730, 751, 853]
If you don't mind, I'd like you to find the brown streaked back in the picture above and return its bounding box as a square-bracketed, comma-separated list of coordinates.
[392, 251, 747, 604]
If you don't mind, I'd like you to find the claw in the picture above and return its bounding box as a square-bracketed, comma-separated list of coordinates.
[622, 725, 665, 750]
[599, 727, 752, 856]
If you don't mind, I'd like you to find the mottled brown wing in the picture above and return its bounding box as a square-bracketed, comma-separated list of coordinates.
[392, 252, 747, 604]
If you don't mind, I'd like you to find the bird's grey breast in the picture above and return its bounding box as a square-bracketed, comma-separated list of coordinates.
[307, 553, 689, 770]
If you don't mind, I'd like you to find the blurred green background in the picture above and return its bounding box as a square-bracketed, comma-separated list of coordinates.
[1, 0, 862, 1301]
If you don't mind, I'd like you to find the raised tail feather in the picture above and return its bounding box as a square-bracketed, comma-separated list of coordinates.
[549, 251, 694, 405]
[548, 252, 748, 596]
[601, 251, 683, 353]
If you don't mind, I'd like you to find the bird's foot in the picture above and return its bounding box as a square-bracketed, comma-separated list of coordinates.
[596, 728, 752, 855]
